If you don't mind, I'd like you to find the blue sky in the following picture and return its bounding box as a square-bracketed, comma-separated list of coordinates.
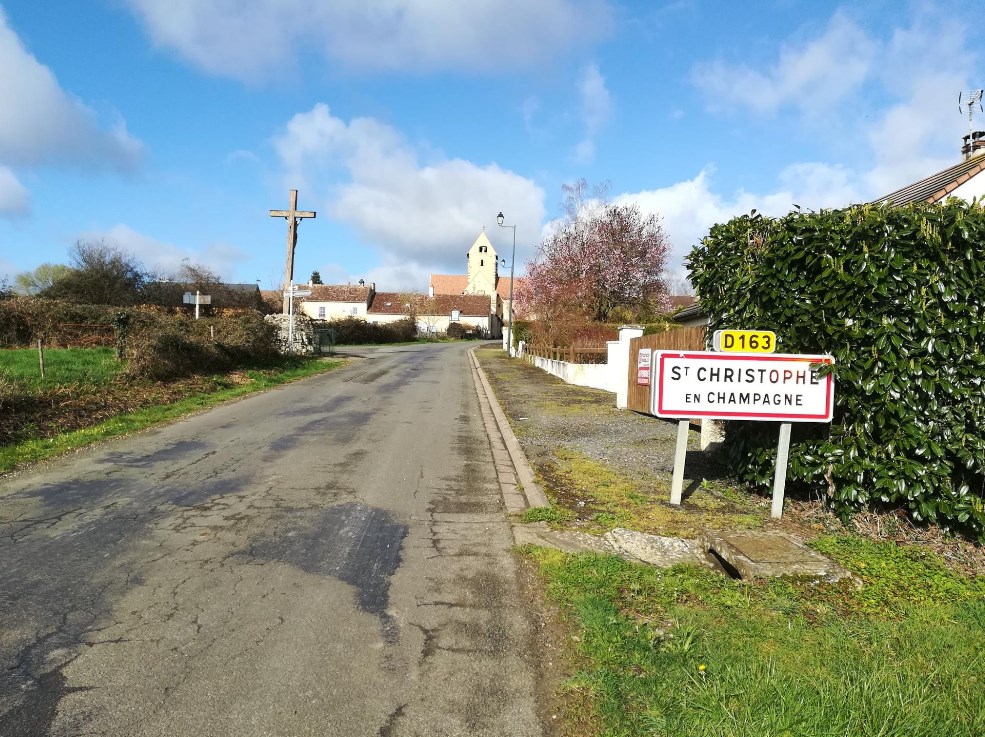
[0, 0, 980, 293]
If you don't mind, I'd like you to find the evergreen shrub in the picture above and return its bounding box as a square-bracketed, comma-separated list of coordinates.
[687, 201, 985, 538]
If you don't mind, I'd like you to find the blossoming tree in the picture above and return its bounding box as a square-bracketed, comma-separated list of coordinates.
[516, 181, 671, 338]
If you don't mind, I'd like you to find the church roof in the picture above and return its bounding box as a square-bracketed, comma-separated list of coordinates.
[872, 156, 985, 205]
[430, 274, 468, 295]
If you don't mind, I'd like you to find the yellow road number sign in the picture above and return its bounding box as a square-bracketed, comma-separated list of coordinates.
[712, 329, 777, 353]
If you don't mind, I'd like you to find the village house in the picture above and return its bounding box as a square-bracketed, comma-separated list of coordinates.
[366, 292, 494, 336]
[873, 130, 985, 205]
[297, 283, 375, 321]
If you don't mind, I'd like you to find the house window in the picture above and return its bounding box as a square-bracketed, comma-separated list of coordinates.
[480, 259, 484, 266]
[351, 306, 358, 315]
[451, 309, 461, 322]
[318, 306, 326, 318]
[479, 245, 487, 253]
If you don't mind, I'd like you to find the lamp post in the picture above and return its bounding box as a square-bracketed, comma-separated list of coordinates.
[496, 211, 516, 356]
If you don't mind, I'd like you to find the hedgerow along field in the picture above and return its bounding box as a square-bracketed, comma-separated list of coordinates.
[0, 305, 344, 471]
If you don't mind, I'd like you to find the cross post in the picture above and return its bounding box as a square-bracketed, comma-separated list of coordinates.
[270, 189, 316, 314]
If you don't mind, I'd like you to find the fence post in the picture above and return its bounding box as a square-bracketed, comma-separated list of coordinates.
[615, 325, 644, 409]
[37, 337, 45, 379]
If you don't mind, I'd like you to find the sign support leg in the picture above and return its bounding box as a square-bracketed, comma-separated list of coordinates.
[771, 422, 792, 518]
[670, 419, 689, 506]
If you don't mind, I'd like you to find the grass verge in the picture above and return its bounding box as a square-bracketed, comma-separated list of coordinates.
[539, 448, 765, 538]
[0, 357, 344, 473]
[526, 540, 985, 737]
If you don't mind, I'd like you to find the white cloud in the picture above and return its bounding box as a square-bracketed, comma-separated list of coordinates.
[125, 0, 611, 80]
[80, 225, 249, 282]
[0, 10, 142, 171]
[692, 12, 875, 117]
[273, 103, 545, 275]
[575, 62, 612, 162]
[690, 5, 980, 201]
[618, 164, 861, 277]
[863, 12, 974, 196]
[0, 166, 30, 217]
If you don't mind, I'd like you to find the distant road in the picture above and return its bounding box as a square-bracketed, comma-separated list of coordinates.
[0, 342, 543, 736]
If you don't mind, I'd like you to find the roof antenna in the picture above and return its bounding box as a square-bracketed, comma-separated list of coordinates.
[959, 90, 983, 135]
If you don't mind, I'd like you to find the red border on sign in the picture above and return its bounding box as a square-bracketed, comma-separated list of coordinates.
[655, 351, 834, 421]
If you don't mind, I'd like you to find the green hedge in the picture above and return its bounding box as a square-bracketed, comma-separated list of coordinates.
[687, 201, 985, 539]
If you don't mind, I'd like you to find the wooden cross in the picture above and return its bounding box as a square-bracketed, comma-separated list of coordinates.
[270, 189, 316, 314]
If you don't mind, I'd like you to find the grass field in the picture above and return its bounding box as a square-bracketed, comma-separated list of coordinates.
[0, 347, 120, 388]
[529, 539, 985, 737]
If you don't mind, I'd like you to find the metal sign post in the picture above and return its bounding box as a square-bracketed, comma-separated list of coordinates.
[772, 423, 793, 518]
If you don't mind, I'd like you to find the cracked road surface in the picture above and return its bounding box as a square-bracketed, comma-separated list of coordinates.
[0, 343, 543, 736]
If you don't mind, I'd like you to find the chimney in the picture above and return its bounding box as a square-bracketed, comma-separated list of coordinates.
[962, 131, 985, 160]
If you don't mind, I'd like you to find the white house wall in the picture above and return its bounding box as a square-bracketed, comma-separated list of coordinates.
[301, 301, 368, 320]
[949, 176, 985, 203]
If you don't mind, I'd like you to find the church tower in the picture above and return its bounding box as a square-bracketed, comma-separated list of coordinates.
[465, 231, 498, 297]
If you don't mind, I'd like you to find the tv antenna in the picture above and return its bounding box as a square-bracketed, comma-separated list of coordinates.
[959, 89, 983, 135]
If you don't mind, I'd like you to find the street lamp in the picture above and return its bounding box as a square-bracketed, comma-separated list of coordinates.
[496, 211, 516, 356]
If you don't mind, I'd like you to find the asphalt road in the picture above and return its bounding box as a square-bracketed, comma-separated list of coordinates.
[0, 343, 543, 736]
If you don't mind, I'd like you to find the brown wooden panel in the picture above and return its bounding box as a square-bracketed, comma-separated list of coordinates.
[627, 326, 708, 414]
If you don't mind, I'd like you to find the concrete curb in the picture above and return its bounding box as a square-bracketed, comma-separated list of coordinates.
[469, 348, 549, 511]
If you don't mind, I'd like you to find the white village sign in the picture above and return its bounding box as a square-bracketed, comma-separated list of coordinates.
[653, 351, 834, 422]
[652, 350, 835, 518]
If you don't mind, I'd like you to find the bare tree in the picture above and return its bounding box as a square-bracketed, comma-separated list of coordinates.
[42, 240, 147, 306]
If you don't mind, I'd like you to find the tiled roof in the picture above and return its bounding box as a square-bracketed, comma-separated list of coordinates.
[430, 274, 468, 294]
[368, 292, 421, 315]
[873, 156, 985, 206]
[302, 285, 372, 303]
[369, 292, 490, 316]
[427, 294, 491, 316]
[495, 276, 525, 300]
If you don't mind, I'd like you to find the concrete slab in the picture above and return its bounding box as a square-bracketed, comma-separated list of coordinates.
[701, 529, 851, 582]
[604, 528, 713, 569]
